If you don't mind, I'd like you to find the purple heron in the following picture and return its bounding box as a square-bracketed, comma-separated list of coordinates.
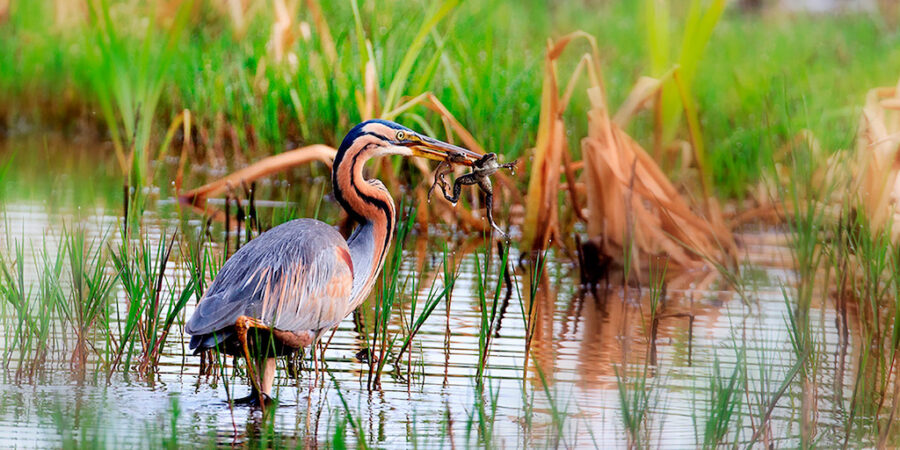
[185, 120, 481, 406]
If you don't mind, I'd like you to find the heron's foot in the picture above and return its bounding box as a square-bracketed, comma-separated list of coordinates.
[234, 315, 271, 401]
[231, 391, 276, 408]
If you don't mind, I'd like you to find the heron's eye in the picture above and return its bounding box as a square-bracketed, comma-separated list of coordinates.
[396, 131, 406, 141]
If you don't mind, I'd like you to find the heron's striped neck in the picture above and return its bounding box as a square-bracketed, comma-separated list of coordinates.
[332, 137, 396, 312]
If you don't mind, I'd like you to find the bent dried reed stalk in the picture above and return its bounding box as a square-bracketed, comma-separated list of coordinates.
[855, 78, 900, 241]
[523, 32, 733, 272]
[583, 85, 732, 272]
[177, 144, 337, 219]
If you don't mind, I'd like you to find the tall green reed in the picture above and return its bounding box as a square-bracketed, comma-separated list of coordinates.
[0, 151, 14, 202]
[179, 221, 224, 300]
[108, 228, 195, 378]
[83, 0, 192, 223]
[394, 243, 458, 376]
[642, 0, 725, 157]
[0, 238, 32, 377]
[613, 261, 669, 449]
[776, 133, 834, 447]
[472, 242, 510, 386]
[0, 228, 118, 381]
[0, 235, 57, 380]
[329, 372, 369, 449]
[519, 249, 547, 377]
[531, 357, 571, 448]
[615, 362, 655, 449]
[367, 206, 417, 388]
[464, 377, 500, 448]
[378, 0, 459, 116]
[880, 239, 900, 446]
[697, 349, 745, 448]
[58, 226, 117, 377]
[746, 344, 807, 447]
[30, 238, 65, 377]
[837, 213, 899, 445]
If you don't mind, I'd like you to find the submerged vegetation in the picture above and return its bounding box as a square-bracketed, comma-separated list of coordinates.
[2, 0, 900, 447]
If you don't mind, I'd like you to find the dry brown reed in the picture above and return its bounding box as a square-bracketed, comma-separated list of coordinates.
[177, 144, 336, 219]
[269, 0, 298, 64]
[519, 34, 579, 255]
[855, 78, 900, 241]
[520, 32, 734, 273]
[583, 85, 734, 272]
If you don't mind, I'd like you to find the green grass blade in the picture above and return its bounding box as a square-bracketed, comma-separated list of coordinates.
[382, 0, 458, 113]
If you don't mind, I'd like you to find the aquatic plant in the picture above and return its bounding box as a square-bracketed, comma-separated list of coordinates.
[0, 238, 33, 377]
[393, 242, 458, 373]
[108, 229, 196, 377]
[30, 238, 65, 377]
[367, 206, 417, 389]
[82, 0, 192, 225]
[699, 350, 745, 448]
[59, 226, 117, 376]
[642, 0, 725, 158]
[615, 362, 655, 449]
[473, 243, 509, 385]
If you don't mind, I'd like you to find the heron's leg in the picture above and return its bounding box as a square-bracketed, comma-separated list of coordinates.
[232, 361, 274, 407]
[234, 315, 269, 407]
[261, 357, 277, 397]
[313, 341, 321, 385]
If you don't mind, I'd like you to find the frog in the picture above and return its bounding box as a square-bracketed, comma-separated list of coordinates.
[428, 152, 517, 237]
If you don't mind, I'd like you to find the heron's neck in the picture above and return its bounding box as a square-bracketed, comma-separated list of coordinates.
[345, 220, 391, 310]
[333, 146, 396, 312]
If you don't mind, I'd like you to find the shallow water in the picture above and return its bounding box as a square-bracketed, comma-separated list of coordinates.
[0, 196, 865, 447]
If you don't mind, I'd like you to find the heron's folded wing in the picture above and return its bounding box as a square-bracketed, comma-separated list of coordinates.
[257, 243, 354, 333]
[185, 219, 353, 337]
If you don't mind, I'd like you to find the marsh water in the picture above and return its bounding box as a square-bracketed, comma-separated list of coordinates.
[0, 142, 863, 448]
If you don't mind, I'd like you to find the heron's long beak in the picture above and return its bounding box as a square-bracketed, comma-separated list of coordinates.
[403, 134, 482, 166]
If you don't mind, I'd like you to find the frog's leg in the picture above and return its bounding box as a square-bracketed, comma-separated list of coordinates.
[476, 177, 507, 237]
[443, 173, 479, 205]
[428, 160, 453, 201]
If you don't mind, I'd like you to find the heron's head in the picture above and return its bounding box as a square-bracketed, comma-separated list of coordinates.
[339, 119, 482, 166]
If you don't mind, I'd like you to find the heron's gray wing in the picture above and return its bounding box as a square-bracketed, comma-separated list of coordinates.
[185, 219, 354, 339]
